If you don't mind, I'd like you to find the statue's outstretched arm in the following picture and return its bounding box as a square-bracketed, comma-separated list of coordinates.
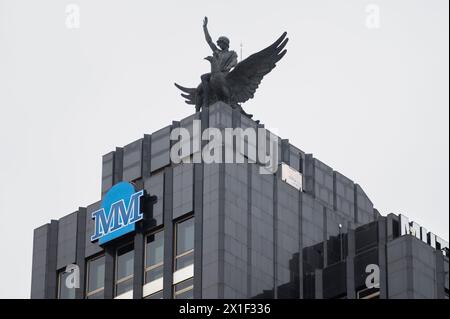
[203, 17, 218, 52]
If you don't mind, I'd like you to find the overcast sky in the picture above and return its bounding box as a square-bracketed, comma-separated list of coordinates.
[0, 0, 448, 298]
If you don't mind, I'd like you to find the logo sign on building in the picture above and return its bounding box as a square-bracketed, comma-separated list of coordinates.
[91, 182, 144, 245]
[399, 214, 449, 256]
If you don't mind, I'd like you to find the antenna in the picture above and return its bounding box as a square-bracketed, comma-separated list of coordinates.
[240, 42, 243, 61]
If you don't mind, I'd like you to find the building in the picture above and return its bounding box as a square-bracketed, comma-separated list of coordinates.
[30, 102, 449, 299]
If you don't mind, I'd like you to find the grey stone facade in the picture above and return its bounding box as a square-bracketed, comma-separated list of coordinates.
[31, 102, 449, 299]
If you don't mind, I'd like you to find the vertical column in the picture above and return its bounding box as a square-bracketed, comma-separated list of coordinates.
[142, 134, 152, 179]
[314, 269, 323, 299]
[193, 162, 204, 299]
[246, 162, 253, 298]
[102, 147, 125, 197]
[133, 222, 145, 299]
[75, 208, 87, 299]
[215, 108, 229, 299]
[299, 154, 304, 174]
[332, 172, 337, 211]
[101, 152, 114, 197]
[217, 159, 225, 298]
[273, 172, 279, 298]
[298, 193, 304, 298]
[281, 139, 290, 164]
[31, 221, 59, 299]
[346, 227, 356, 299]
[104, 246, 115, 299]
[304, 154, 315, 197]
[31, 225, 49, 298]
[194, 108, 209, 298]
[113, 147, 124, 183]
[163, 167, 174, 299]
[323, 207, 328, 267]
[378, 217, 388, 299]
[434, 251, 446, 299]
[231, 108, 240, 128]
[386, 214, 398, 241]
[45, 220, 59, 299]
[405, 239, 414, 298]
[353, 184, 358, 224]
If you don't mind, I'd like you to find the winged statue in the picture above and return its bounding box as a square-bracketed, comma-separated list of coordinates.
[174, 17, 288, 118]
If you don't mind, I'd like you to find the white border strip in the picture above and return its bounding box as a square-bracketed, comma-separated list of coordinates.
[173, 264, 194, 285]
[114, 290, 133, 299]
[142, 277, 164, 298]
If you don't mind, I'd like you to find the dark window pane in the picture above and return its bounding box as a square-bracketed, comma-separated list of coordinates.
[176, 218, 194, 255]
[146, 231, 164, 267]
[175, 251, 194, 270]
[357, 287, 380, 299]
[322, 261, 346, 299]
[174, 278, 194, 299]
[116, 278, 133, 296]
[175, 278, 193, 291]
[145, 265, 164, 283]
[145, 290, 163, 299]
[58, 271, 76, 299]
[355, 222, 378, 254]
[117, 244, 134, 280]
[354, 247, 379, 290]
[87, 255, 105, 293]
[86, 290, 104, 299]
[175, 289, 193, 299]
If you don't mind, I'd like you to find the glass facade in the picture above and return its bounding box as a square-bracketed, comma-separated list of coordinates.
[86, 255, 105, 299]
[145, 230, 164, 283]
[173, 278, 194, 299]
[144, 290, 164, 299]
[115, 243, 134, 296]
[175, 217, 194, 270]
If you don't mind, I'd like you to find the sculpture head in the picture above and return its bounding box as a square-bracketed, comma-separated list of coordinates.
[217, 36, 230, 50]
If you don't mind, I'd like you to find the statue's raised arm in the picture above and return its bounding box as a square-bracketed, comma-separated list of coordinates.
[203, 17, 219, 53]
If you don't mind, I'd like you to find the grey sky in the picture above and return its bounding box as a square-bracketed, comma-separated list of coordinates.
[0, 0, 448, 298]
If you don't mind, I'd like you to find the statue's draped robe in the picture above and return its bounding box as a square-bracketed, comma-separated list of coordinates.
[212, 50, 238, 73]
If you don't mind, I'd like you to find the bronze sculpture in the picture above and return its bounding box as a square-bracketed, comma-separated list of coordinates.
[175, 17, 288, 118]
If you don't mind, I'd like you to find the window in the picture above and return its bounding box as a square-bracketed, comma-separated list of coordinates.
[86, 255, 105, 299]
[115, 243, 134, 296]
[173, 278, 194, 299]
[144, 290, 164, 299]
[356, 287, 380, 299]
[145, 230, 164, 283]
[58, 270, 76, 299]
[175, 217, 194, 270]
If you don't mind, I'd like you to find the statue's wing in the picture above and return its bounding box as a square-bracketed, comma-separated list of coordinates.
[174, 83, 197, 105]
[226, 32, 288, 104]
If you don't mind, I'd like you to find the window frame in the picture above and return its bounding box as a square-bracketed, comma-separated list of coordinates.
[114, 241, 135, 296]
[173, 278, 194, 299]
[85, 253, 105, 298]
[57, 268, 76, 299]
[174, 215, 195, 271]
[144, 228, 165, 283]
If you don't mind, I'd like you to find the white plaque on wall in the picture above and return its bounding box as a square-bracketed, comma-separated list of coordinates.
[281, 163, 303, 191]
